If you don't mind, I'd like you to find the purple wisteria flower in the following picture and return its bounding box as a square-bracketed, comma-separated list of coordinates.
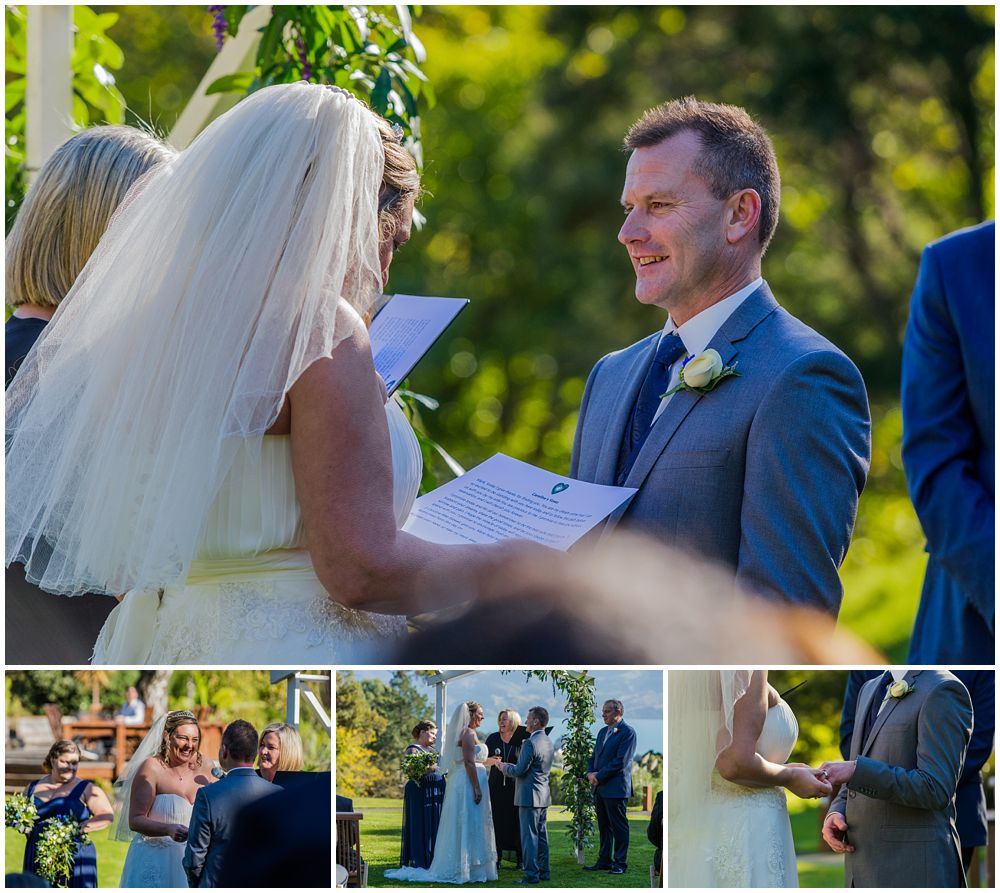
[208, 5, 227, 52]
[296, 34, 313, 81]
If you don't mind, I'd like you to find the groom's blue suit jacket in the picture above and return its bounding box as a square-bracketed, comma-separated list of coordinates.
[571, 282, 870, 614]
[586, 720, 636, 800]
[902, 220, 994, 663]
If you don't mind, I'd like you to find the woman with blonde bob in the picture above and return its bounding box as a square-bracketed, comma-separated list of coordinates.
[5, 124, 173, 665]
[6, 83, 527, 665]
[257, 722, 304, 782]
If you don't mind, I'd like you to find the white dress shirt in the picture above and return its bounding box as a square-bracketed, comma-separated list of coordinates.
[650, 278, 763, 424]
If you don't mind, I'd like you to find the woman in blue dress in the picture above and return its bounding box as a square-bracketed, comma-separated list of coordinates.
[399, 720, 446, 869]
[23, 740, 114, 887]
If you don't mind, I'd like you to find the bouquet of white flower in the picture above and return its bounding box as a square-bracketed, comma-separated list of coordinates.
[400, 750, 437, 784]
[35, 813, 89, 887]
[4, 792, 39, 835]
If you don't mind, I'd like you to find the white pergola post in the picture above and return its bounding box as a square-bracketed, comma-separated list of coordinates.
[167, 4, 271, 149]
[26, 5, 73, 184]
[271, 670, 331, 731]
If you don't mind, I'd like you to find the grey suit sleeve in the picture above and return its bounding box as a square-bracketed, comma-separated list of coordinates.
[504, 737, 536, 778]
[570, 355, 605, 479]
[737, 349, 871, 614]
[849, 680, 973, 811]
[182, 789, 212, 887]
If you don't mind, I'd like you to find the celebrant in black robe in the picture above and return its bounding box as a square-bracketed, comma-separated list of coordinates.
[486, 709, 528, 869]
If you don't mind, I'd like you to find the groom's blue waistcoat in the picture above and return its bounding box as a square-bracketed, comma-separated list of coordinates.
[902, 220, 994, 664]
[571, 282, 871, 615]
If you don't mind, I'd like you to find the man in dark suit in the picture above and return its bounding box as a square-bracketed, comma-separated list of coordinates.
[840, 669, 993, 873]
[183, 720, 275, 887]
[902, 220, 994, 663]
[584, 699, 637, 875]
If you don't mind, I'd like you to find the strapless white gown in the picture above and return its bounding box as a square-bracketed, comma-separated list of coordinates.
[118, 793, 192, 888]
[703, 699, 799, 887]
[385, 742, 498, 884]
[92, 400, 421, 664]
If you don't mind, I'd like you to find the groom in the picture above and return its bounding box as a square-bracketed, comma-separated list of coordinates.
[183, 720, 275, 887]
[571, 96, 870, 614]
[821, 669, 972, 887]
[584, 699, 636, 875]
[498, 706, 554, 885]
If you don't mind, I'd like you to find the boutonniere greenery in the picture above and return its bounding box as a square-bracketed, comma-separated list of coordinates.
[663, 348, 739, 397]
[887, 680, 915, 701]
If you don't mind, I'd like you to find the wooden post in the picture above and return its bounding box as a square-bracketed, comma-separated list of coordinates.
[115, 722, 126, 779]
[26, 6, 73, 184]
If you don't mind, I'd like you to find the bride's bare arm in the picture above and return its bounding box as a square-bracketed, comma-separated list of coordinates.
[461, 729, 482, 804]
[715, 672, 831, 799]
[289, 311, 524, 613]
[127, 759, 186, 838]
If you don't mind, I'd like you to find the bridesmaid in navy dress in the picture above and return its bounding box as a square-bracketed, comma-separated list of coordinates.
[22, 740, 114, 887]
[399, 720, 446, 869]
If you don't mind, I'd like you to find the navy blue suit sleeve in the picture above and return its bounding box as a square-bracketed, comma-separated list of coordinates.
[183, 787, 211, 887]
[955, 671, 995, 784]
[901, 241, 994, 622]
[839, 670, 877, 759]
[738, 349, 871, 613]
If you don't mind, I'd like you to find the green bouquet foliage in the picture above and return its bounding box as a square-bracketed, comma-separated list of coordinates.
[34, 813, 89, 887]
[5, 792, 39, 835]
[400, 749, 437, 784]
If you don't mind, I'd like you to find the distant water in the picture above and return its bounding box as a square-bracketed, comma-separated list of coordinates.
[536, 717, 662, 756]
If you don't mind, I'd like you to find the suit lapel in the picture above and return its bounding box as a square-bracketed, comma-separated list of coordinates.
[598, 285, 780, 537]
[852, 678, 881, 757]
[862, 670, 921, 755]
[594, 334, 658, 485]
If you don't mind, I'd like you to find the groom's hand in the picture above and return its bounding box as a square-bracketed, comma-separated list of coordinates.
[821, 812, 854, 853]
[819, 760, 856, 786]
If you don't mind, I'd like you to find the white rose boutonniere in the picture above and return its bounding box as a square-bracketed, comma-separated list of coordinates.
[663, 348, 740, 397]
[887, 680, 915, 700]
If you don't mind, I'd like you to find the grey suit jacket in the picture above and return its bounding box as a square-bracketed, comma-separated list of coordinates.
[502, 730, 554, 808]
[571, 283, 870, 614]
[182, 767, 276, 887]
[828, 670, 972, 888]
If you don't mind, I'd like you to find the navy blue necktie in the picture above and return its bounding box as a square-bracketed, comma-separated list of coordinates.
[617, 333, 687, 485]
[860, 671, 892, 744]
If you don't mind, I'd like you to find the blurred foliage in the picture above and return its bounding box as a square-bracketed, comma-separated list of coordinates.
[5, 670, 331, 771]
[204, 5, 432, 166]
[6, 6, 993, 651]
[5, 6, 128, 229]
[769, 670, 850, 768]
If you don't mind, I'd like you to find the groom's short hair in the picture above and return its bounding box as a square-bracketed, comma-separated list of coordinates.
[528, 706, 549, 727]
[624, 96, 780, 252]
[222, 719, 259, 762]
[604, 699, 625, 717]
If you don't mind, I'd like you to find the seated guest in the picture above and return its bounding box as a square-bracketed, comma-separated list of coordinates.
[648, 790, 663, 878]
[115, 686, 146, 726]
[5, 125, 174, 665]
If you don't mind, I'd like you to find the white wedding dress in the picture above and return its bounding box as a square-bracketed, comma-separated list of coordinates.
[672, 696, 799, 887]
[92, 399, 420, 664]
[385, 742, 498, 884]
[118, 793, 192, 888]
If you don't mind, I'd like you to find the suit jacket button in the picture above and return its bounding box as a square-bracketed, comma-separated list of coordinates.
[848, 791, 856, 798]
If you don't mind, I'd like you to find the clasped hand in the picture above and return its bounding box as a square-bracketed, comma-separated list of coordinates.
[783, 763, 833, 800]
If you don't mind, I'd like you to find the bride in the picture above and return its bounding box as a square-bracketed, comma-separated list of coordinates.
[113, 711, 217, 887]
[668, 671, 832, 887]
[386, 701, 498, 884]
[6, 82, 523, 664]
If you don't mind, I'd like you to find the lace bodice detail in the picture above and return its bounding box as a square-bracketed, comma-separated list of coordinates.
[196, 399, 421, 558]
[473, 742, 488, 764]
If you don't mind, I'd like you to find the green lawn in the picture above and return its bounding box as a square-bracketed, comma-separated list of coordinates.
[7, 827, 130, 887]
[353, 798, 656, 888]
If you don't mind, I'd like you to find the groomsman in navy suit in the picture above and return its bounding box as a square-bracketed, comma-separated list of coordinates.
[901, 220, 994, 664]
[584, 699, 637, 875]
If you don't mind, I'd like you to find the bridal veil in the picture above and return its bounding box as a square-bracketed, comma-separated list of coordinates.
[7, 83, 385, 597]
[667, 670, 752, 886]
